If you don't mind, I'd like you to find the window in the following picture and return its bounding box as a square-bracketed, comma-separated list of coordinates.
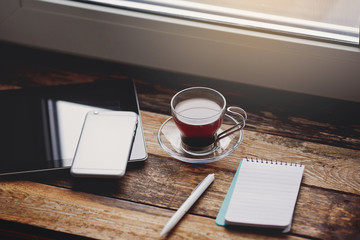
[80, 0, 359, 45]
[1, 0, 359, 102]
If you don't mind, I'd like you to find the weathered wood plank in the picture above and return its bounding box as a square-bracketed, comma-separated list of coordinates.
[134, 79, 360, 151]
[294, 186, 360, 240]
[0, 181, 306, 240]
[0, 219, 92, 240]
[1, 42, 359, 150]
[1, 161, 359, 239]
[140, 111, 360, 195]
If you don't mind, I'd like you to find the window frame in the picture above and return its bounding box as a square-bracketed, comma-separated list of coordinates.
[1, 0, 360, 102]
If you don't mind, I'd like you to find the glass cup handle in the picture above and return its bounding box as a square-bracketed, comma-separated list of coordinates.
[216, 106, 247, 143]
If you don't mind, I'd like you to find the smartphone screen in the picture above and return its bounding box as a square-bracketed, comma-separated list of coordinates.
[71, 111, 138, 178]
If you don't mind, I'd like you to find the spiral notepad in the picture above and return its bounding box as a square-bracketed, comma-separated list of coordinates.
[217, 158, 304, 231]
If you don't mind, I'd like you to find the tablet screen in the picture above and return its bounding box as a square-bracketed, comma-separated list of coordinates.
[0, 79, 146, 175]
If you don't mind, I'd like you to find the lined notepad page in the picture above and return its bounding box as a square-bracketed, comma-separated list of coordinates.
[225, 159, 304, 228]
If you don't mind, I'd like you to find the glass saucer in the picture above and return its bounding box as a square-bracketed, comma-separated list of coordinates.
[157, 114, 243, 163]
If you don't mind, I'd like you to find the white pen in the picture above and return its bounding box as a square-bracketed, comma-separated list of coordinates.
[160, 173, 215, 237]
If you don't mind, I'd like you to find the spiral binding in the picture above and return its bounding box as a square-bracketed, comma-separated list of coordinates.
[244, 157, 303, 167]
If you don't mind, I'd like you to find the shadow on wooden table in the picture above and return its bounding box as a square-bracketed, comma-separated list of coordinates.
[0, 161, 146, 196]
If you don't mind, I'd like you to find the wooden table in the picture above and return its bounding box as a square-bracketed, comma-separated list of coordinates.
[0, 42, 359, 239]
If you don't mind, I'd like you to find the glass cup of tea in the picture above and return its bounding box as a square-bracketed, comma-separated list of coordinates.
[171, 87, 247, 156]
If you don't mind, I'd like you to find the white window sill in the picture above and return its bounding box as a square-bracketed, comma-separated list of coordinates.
[1, 0, 360, 102]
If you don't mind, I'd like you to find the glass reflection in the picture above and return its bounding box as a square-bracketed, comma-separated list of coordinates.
[46, 100, 108, 166]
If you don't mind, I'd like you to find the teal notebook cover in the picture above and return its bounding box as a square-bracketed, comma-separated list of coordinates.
[215, 160, 242, 226]
[215, 159, 292, 232]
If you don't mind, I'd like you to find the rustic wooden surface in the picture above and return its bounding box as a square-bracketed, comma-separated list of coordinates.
[0, 42, 359, 240]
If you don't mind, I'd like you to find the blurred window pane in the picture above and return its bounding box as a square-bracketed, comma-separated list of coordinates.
[80, 0, 360, 45]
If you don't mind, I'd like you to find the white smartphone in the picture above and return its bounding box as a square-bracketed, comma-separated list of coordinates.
[70, 110, 138, 178]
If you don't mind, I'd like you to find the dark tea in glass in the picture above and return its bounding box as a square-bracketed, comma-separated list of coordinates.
[171, 87, 246, 156]
[173, 98, 223, 149]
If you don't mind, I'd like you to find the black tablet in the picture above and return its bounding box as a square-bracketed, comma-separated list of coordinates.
[0, 79, 147, 176]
